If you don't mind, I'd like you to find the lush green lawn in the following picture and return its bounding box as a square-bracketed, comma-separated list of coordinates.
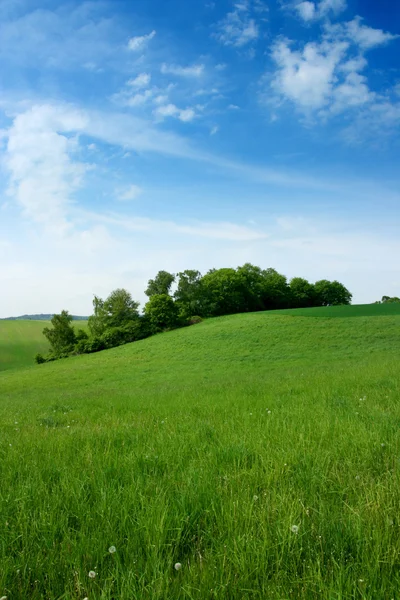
[0, 312, 400, 599]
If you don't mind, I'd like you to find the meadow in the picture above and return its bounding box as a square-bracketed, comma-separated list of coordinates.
[0, 320, 88, 372]
[1, 306, 400, 599]
[0, 320, 51, 372]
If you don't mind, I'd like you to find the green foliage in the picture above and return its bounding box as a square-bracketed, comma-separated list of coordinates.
[174, 270, 203, 318]
[261, 267, 290, 309]
[314, 279, 352, 306]
[42, 310, 76, 356]
[380, 295, 400, 304]
[2, 311, 400, 598]
[187, 315, 203, 325]
[201, 268, 247, 316]
[102, 288, 140, 328]
[76, 328, 89, 342]
[34, 353, 46, 364]
[88, 296, 106, 337]
[145, 270, 175, 297]
[289, 277, 315, 308]
[144, 294, 180, 330]
[34, 266, 354, 365]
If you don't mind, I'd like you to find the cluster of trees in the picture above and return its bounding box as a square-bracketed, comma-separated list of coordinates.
[35, 264, 352, 363]
[375, 295, 400, 304]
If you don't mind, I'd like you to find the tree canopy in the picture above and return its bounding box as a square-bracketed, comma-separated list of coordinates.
[36, 264, 353, 364]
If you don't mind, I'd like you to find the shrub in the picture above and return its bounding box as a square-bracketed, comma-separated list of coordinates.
[187, 315, 203, 325]
[35, 353, 46, 364]
[83, 336, 106, 354]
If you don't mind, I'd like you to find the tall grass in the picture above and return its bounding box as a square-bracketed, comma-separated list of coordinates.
[0, 312, 400, 598]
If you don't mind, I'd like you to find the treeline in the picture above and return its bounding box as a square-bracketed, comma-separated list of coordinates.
[375, 295, 400, 304]
[35, 264, 352, 363]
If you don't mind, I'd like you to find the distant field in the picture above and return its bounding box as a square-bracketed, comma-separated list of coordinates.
[1, 311, 400, 599]
[273, 302, 400, 317]
[0, 320, 88, 372]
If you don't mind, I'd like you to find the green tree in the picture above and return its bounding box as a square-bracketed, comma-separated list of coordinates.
[145, 271, 175, 297]
[144, 294, 179, 330]
[103, 288, 140, 328]
[43, 311, 76, 356]
[289, 277, 315, 308]
[314, 280, 352, 306]
[200, 268, 247, 316]
[380, 295, 400, 303]
[174, 270, 203, 318]
[261, 268, 290, 310]
[236, 263, 265, 312]
[88, 295, 107, 337]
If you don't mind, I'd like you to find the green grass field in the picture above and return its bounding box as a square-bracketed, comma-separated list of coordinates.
[1, 309, 400, 599]
[0, 320, 88, 372]
[0, 320, 51, 372]
[272, 302, 400, 318]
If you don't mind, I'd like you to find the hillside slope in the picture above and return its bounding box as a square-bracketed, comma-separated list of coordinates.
[1, 312, 400, 599]
[0, 319, 88, 372]
[0, 319, 51, 371]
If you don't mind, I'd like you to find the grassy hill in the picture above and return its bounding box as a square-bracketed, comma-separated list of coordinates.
[0, 310, 400, 598]
[0, 319, 88, 372]
[273, 302, 400, 318]
[0, 319, 51, 371]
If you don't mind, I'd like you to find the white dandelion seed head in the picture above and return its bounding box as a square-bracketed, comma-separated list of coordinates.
[381, 443, 385, 447]
[174, 562, 182, 571]
[0, 596, 8, 600]
[253, 495, 259, 501]
[108, 545, 116, 554]
[355, 475, 360, 480]
[291, 525, 299, 534]
[88, 570, 96, 579]
[267, 410, 271, 414]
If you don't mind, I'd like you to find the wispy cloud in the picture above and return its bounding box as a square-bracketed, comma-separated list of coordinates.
[128, 73, 152, 88]
[128, 30, 156, 51]
[83, 210, 267, 241]
[116, 184, 143, 201]
[154, 103, 196, 122]
[161, 63, 205, 77]
[214, 1, 260, 48]
[294, 0, 347, 22]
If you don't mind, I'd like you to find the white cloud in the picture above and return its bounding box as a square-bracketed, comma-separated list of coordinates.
[330, 72, 374, 114]
[210, 126, 219, 135]
[345, 17, 399, 50]
[4, 104, 88, 233]
[294, 0, 346, 22]
[214, 2, 259, 48]
[128, 73, 151, 88]
[126, 90, 153, 107]
[271, 38, 349, 109]
[179, 108, 196, 122]
[296, 2, 316, 21]
[116, 184, 143, 201]
[268, 16, 399, 126]
[154, 104, 196, 122]
[128, 30, 156, 51]
[86, 210, 267, 241]
[228, 104, 240, 110]
[161, 63, 205, 77]
[154, 103, 179, 118]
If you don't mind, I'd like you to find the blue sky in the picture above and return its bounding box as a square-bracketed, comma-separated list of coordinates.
[0, 0, 399, 316]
